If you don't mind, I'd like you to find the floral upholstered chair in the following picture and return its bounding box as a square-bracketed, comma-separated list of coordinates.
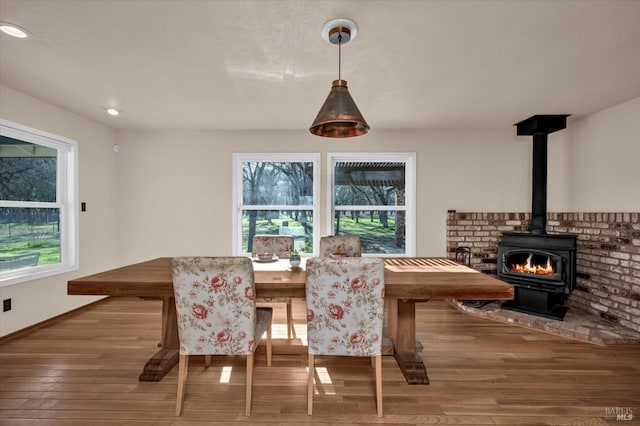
[318, 235, 361, 258]
[171, 257, 273, 416]
[251, 235, 294, 259]
[305, 256, 385, 417]
[251, 235, 296, 338]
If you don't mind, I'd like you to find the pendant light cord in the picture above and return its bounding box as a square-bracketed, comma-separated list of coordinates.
[338, 33, 342, 80]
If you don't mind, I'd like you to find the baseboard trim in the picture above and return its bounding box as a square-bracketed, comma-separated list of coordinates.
[0, 297, 108, 344]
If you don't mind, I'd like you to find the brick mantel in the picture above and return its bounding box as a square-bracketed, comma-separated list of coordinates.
[446, 212, 640, 333]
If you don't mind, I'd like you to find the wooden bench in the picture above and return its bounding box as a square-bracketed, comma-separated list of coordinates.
[0, 252, 40, 270]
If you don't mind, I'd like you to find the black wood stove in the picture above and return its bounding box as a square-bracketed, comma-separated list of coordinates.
[498, 115, 577, 320]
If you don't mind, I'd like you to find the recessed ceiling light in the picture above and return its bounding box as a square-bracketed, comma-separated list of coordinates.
[0, 22, 30, 39]
[106, 108, 120, 116]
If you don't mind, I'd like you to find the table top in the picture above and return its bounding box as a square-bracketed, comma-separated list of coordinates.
[68, 257, 513, 301]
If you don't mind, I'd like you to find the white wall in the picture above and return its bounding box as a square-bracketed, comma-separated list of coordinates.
[115, 126, 572, 261]
[0, 86, 120, 336]
[569, 96, 640, 211]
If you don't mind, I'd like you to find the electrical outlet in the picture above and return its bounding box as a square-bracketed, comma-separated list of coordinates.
[3, 298, 11, 312]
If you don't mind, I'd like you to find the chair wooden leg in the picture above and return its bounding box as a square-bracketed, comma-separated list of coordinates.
[205, 355, 211, 368]
[266, 322, 272, 367]
[375, 355, 383, 418]
[286, 301, 295, 339]
[245, 354, 254, 416]
[307, 354, 315, 416]
[175, 354, 189, 416]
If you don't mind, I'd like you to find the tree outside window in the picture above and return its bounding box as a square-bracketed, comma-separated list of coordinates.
[233, 154, 320, 256]
[0, 120, 78, 286]
[329, 153, 416, 256]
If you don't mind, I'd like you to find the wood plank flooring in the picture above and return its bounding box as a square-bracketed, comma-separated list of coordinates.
[1, 297, 639, 425]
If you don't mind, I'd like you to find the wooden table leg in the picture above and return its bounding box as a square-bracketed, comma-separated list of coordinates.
[390, 299, 430, 385]
[138, 297, 180, 381]
[387, 299, 398, 345]
[381, 299, 397, 355]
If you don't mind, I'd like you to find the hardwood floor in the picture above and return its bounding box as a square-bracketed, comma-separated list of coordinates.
[1, 297, 639, 425]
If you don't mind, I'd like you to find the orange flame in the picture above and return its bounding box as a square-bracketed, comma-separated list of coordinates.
[511, 254, 554, 276]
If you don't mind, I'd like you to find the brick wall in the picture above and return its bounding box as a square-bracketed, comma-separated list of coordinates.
[446, 211, 640, 333]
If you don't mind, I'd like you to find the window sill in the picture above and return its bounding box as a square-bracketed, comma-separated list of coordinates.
[0, 263, 79, 287]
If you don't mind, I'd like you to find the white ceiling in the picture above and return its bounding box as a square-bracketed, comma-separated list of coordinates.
[1, 0, 639, 131]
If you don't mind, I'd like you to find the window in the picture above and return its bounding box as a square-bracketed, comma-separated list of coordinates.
[328, 152, 416, 256]
[0, 119, 79, 286]
[232, 153, 320, 256]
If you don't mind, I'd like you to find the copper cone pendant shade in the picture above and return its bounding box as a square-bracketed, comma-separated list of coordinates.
[309, 19, 369, 138]
[309, 79, 369, 137]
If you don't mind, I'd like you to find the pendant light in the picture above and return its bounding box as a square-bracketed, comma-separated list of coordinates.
[309, 18, 369, 138]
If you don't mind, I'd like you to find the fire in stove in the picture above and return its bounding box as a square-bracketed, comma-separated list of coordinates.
[511, 253, 554, 276]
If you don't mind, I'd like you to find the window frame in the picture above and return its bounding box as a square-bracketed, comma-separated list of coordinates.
[327, 152, 416, 257]
[0, 119, 79, 287]
[232, 153, 321, 256]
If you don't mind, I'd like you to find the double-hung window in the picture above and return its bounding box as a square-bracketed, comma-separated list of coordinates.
[232, 153, 320, 256]
[328, 152, 416, 256]
[0, 119, 79, 286]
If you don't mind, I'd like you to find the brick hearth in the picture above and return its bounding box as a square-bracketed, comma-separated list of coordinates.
[450, 299, 640, 345]
[446, 211, 640, 339]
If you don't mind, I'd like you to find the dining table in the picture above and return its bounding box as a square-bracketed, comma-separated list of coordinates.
[67, 256, 513, 385]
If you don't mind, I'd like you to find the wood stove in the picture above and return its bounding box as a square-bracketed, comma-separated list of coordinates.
[498, 115, 577, 320]
[498, 232, 576, 320]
